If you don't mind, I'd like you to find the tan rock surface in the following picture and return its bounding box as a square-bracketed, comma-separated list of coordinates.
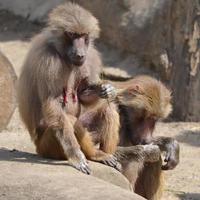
[0, 51, 17, 131]
[0, 146, 144, 200]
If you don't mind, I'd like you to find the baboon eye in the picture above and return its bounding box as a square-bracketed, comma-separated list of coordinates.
[85, 35, 89, 44]
[152, 115, 158, 122]
[65, 32, 76, 39]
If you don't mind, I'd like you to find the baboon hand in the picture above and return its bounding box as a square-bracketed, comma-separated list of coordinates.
[143, 144, 161, 163]
[99, 84, 117, 100]
[162, 140, 180, 170]
[68, 150, 91, 175]
[100, 154, 121, 171]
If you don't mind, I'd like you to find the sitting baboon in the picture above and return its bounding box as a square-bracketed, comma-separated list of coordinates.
[112, 75, 179, 200]
[78, 75, 179, 200]
[18, 2, 120, 174]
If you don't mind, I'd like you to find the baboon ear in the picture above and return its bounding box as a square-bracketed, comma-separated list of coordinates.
[128, 84, 141, 94]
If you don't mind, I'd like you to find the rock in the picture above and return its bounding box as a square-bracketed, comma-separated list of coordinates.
[0, 51, 17, 131]
[90, 161, 132, 191]
[0, 0, 64, 21]
[0, 148, 144, 200]
[1, 0, 199, 120]
[0, 110, 142, 199]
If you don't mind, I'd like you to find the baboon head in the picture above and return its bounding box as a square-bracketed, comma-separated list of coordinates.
[118, 75, 172, 144]
[48, 3, 100, 66]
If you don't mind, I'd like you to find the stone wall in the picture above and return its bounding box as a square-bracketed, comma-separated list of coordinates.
[0, 0, 199, 121]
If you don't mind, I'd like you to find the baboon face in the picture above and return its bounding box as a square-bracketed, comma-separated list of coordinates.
[65, 32, 89, 66]
[128, 108, 156, 145]
[133, 116, 156, 145]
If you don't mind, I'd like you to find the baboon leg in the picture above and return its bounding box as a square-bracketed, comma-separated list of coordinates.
[35, 114, 78, 160]
[34, 106, 91, 174]
[135, 158, 164, 200]
[74, 120, 119, 169]
[96, 103, 121, 169]
[99, 103, 120, 154]
[35, 116, 116, 164]
[74, 120, 111, 160]
[114, 145, 162, 199]
[122, 161, 144, 187]
[35, 120, 110, 163]
[35, 128, 65, 160]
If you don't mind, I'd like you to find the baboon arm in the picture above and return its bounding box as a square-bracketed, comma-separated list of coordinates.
[152, 136, 180, 170]
[79, 86, 101, 105]
[79, 81, 118, 105]
[115, 145, 161, 163]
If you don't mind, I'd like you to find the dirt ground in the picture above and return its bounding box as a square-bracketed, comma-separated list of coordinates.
[0, 10, 200, 200]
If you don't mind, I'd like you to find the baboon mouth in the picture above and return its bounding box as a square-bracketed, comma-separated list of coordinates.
[72, 59, 85, 66]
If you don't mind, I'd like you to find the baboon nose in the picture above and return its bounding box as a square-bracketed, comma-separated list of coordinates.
[72, 54, 86, 66]
[76, 54, 84, 60]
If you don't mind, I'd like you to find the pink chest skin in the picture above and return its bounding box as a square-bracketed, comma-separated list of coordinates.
[62, 88, 78, 104]
[61, 66, 90, 116]
[62, 87, 80, 116]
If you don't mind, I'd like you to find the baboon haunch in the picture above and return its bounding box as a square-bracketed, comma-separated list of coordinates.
[18, 2, 120, 174]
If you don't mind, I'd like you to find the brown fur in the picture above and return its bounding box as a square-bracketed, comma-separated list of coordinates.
[79, 101, 120, 154]
[111, 75, 178, 200]
[18, 3, 120, 173]
[115, 75, 172, 120]
[77, 74, 178, 199]
[48, 3, 100, 38]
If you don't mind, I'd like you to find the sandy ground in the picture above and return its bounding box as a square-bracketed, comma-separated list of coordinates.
[0, 10, 200, 200]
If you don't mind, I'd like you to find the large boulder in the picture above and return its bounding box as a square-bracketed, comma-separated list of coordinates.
[0, 51, 17, 131]
[0, 110, 148, 199]
[0, 148, 144, 200]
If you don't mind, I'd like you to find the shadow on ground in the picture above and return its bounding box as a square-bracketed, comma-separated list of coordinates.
[176, 130, 200, 147]
[176, 193, 200, 200]
[0, 148, 68, 166]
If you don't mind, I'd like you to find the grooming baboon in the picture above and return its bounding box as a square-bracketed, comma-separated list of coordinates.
[79, 75, 179, 199]
[18, 3, 121, 174]
[111, 75, 179, 200]
[18, 3, 178, 197]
